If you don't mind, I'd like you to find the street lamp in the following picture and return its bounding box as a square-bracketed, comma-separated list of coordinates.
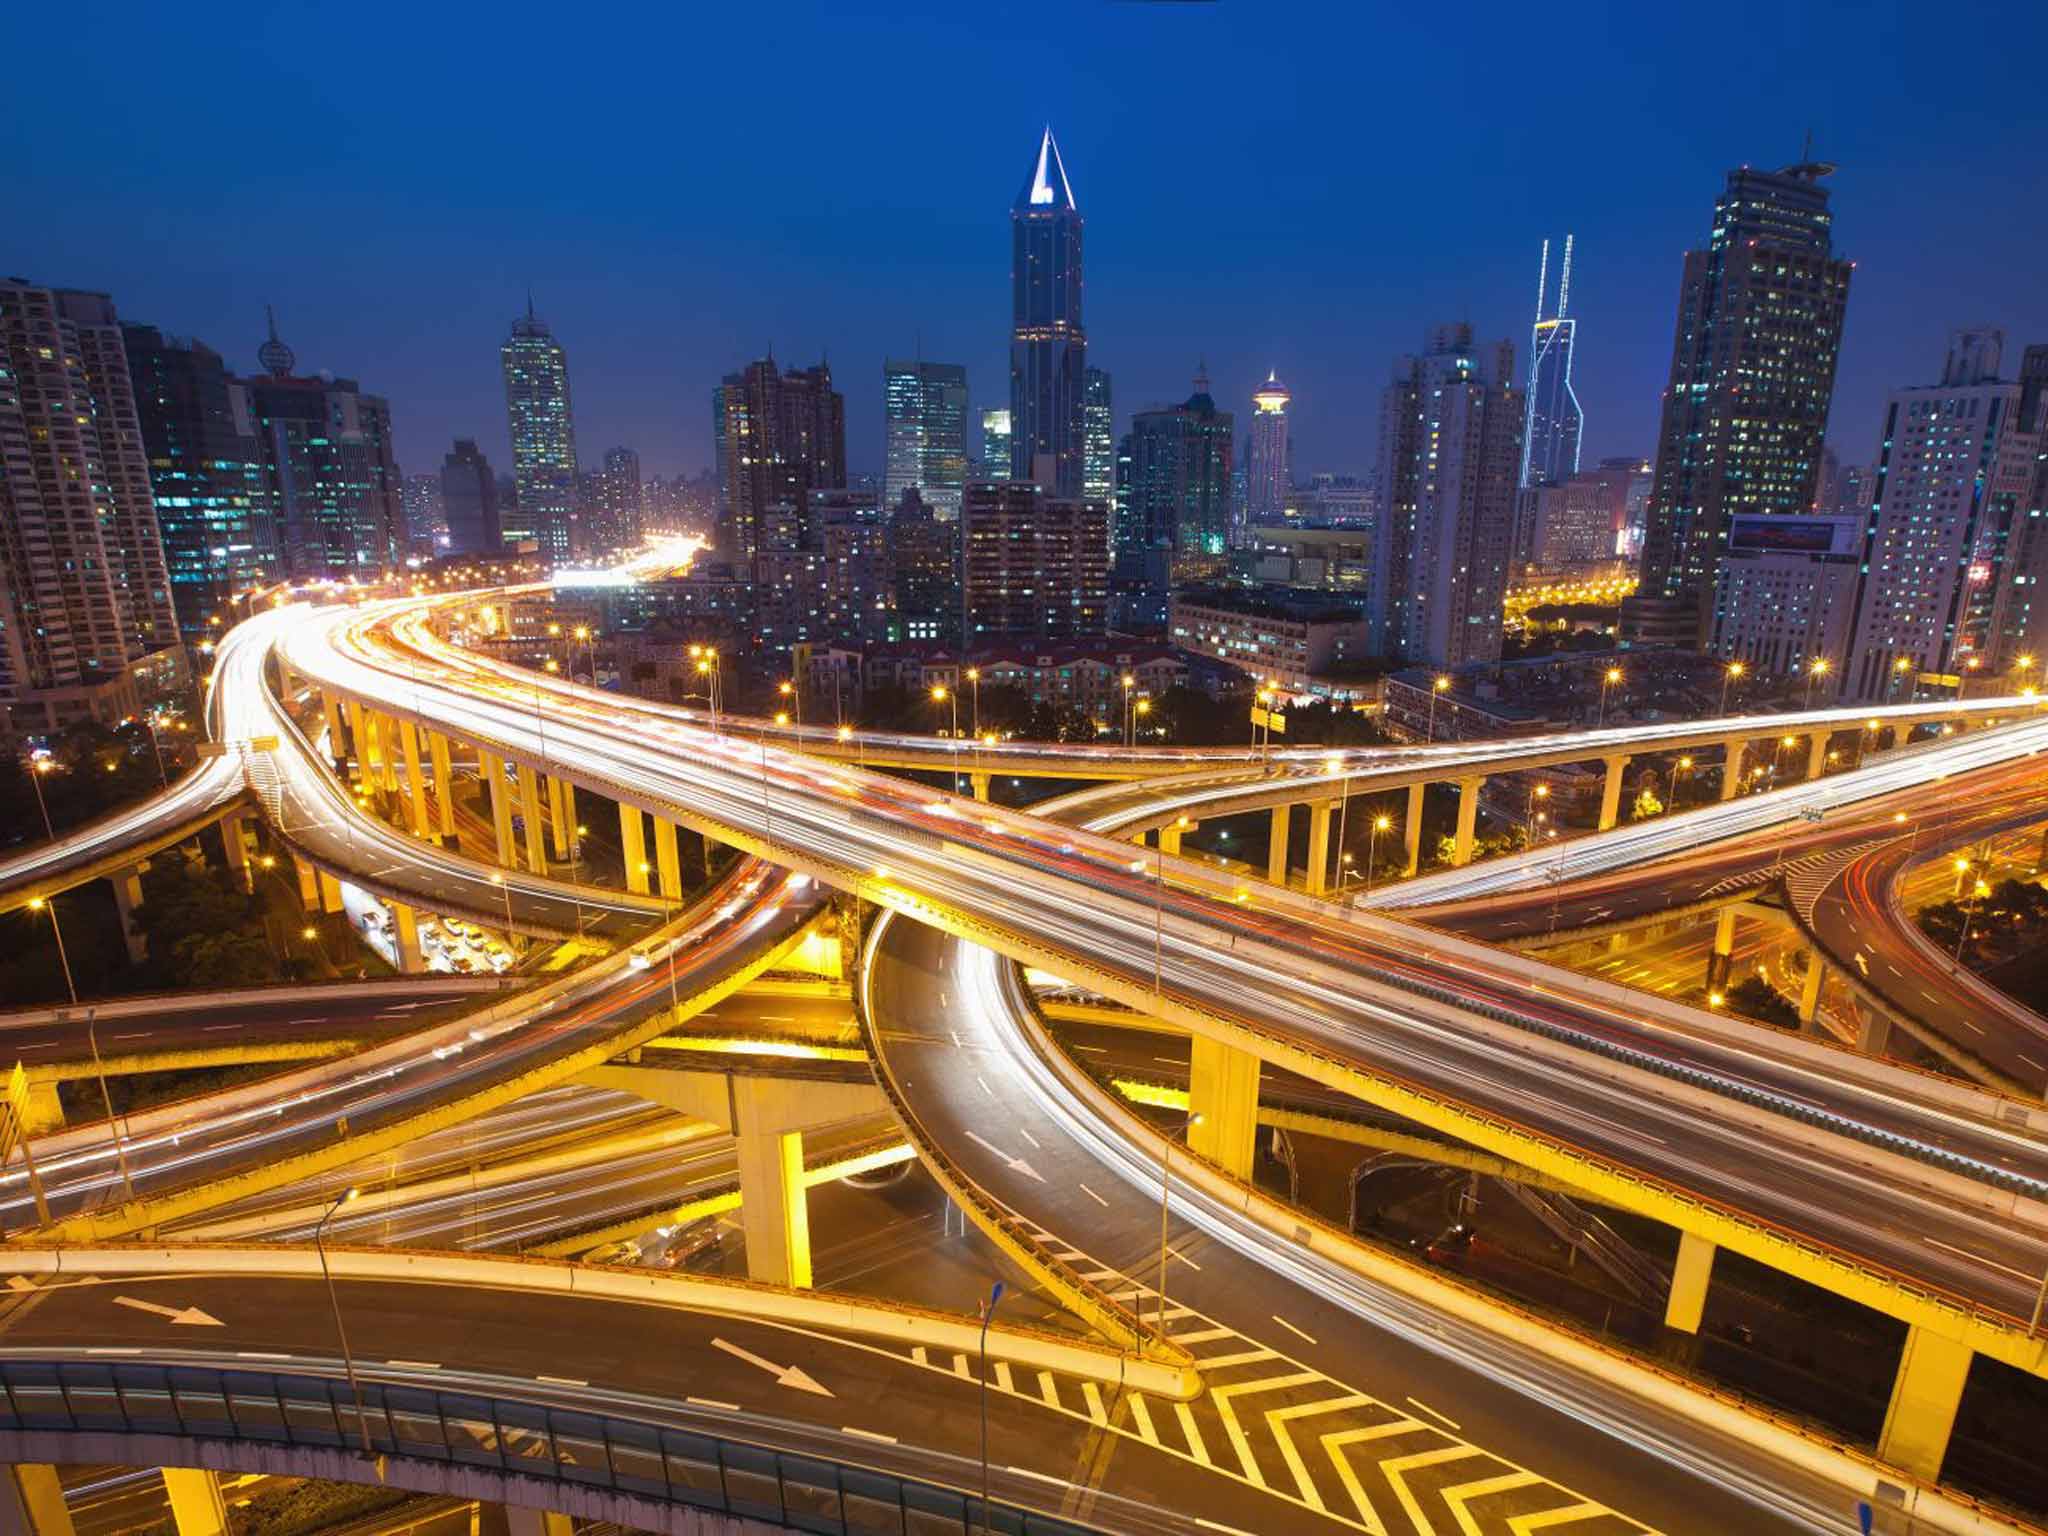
[487, 872, 515, 945]
[1673, 756, 1694, 809]
[1804, 656, 1832, 710]
[1121, 674, 1136, 748]
[1719, 661, 1745, 716]
[778, 679, 802, 748]
[1527, 782, 1550, 850]
[27, 757, 57, 841]
[26, 897, 77, 1007]
[314, 1187, 376, 1459]
[978, 1279, 1005, 1536]
[1156, 1110, 1203, 1340]
[1151, 817, 1191, 999]
[1598, 667, 1623, 728]
[1366, 814, 1391, 895]
[931, 684, 958, 740]
[1954, 877, 1993, 968]
[966, 668, 982, 739]
[1427, 676, 1451, 742]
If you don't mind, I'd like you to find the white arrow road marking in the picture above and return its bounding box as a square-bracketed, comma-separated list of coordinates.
[711, 1337, 833, 1396]
[113, 1296, 224, 1327]
[962, 1130, 1045, 1182]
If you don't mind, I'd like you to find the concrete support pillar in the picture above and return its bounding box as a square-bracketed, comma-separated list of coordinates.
[1663, 1230, 1715, 1334]
[398, 719, 432, 839]
[733, 1079, 812, 1289]
[428, 731, 457, 839]
[969, 772, 991, 802]
[1720, 738, 1748, 801]
[482, 753, 515, 868]
[1403, 782, 1425, 877]
[504, 1509, 573, 1536]
[219, 810, 252, 892]
[556, 779, 578, 854]
[294, 855, 321, 914]
[1878, 1325, 1972, 1482]
[517, 764, 548, 875]
[0, 1465, 75, 1536]
[160, 1469, 227, 1536]
[1857, 1008, 1893, 1056]
[1187, 1036, 1261, 1180]
[110, 864, 147, 964]
[1450, 777, 1483, 867]
[547, 776, 572, 862]
[654, 816, 683, 901]
[1306, 800, 1336, 897]
[321, 692, 348, 770]
[346, 699, 372, 786]
[1806, 731, 1830, 781]
[1796, 950, 1825, 1028]
[1267, 803, 1292, 886]
[317, 870, 345, 915]
[1597, 754, 1629, 832]
[19, 1082, 64, 1136]
[1158, 820, 1185, 858]
[1708, 907, 1736, 990]
[392, 902, 426, 975]
[620, 804, 650, 895]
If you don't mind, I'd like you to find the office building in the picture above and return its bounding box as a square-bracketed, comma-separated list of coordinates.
[1295, 473, 1375, 527]
[980, 409, 1012, 482]
[1170, 586, 1373, 695]
[1009, 127, 1086, 495]
[713, 357, 846, 561]
[960, 479, 1108, 643]
[400, 474, 446, 556]
[501, 300, 578, 561]
[883, 360, 969, 520]
[1844, 330, 2047, 700]
[1632, 160, 1853, 643]
[582, 446, 644, 555]
[1710, 511, 1862, 678]
[1235, 525, 1370, 590]
[886, 491, 959, 644]
[1245, 372, 1292, 526]
[441, 439, 502, 556]
[0, 280, 183, 733]
[1372, 324, 1523, 667]
[1082, 366, 1115, 512]
[243, 315, 403, 579]
[1124, 368, 1235, 579]
[121, 323, 274, 634]
[1520, 236, 1584, 488]
[1516, 460, 1637, 573]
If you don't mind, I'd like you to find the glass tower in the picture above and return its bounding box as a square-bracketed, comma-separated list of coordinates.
[1519, 236, 1584, 488]
[883, 359, 969, 519]
[1008, 127, 1085, 494]
[1082, 366, 1114, 511]
[501, 300, 578, 562]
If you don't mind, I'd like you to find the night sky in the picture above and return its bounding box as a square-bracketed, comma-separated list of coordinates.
[9, 2, 2046, 485]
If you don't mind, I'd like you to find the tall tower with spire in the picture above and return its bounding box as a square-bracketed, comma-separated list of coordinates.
[501, 298, 578, 561]
[1246, 372, 1292, 525]
[1008, 127, 1086, 495]
[1519, 237, 1584, 488]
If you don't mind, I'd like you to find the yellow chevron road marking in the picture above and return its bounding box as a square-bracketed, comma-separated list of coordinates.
[1129, 1392, 1160, 1446]
[1210, 1371, 1321, 1484]
[1382, 1444, 1488, 1536]
[1444, 1470, 1543, 1536]
[1507, 1503, 1621, 1534]
[1267, 1395, 1376, 1511]
[1173, 1399, 1211, 1466]
[1322, 1419, 1433, 1536]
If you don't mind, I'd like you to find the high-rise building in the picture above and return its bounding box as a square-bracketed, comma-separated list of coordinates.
[583, 446, 644, 555]
[1082, 366, 1115, 512]
[243, 314, 403, 579]
[960, 479, 1109, 643]
[886, 490, 960, 644]
[400, 474, 446, 556]
[1710, 511, 1862, 679]
[883, 360, 969, 520]
[500, 300, 578, 562]
[980, 409, 1012, 482]
[1843, 330, 2046, 700]
[1008, 127, 1086, 495]
[713, 357, 846, 561]
[0, 280, 182, 733]
[440, 439, 501, 557]
[121, 323, 273, 634]
[1519, 237, 1584, 489]
[1245, 372, 1292, 525]
[1372, 324, 1523, 667]
[1124, 367, 1235, 580]
[1633, 161, 1852, 643]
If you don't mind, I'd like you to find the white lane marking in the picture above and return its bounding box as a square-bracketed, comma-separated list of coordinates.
[1195, 1520, 1258, 1535]
[1018, 1128, 1040, 1150]
[842, 1426, 898, 1444]
[711, 1336, 833, 1396]
[88, 1348, 143, 1355]
[976, 1075, 995, 1097]
[1925, 1237, 2038, 1283]
[1071, 1044, 1106, 1053]
[2021, 1054, 2044, 1071]
[1406, 1396, 1460, 1431]
[1271, 1315, 1317, 1346]
[110, 1032, 148, 1040]
[536, 1375, 587, 1388]
[1006, 1467, 1073, 1487]
[686, 1396, 741, 1412]
[236, 1352, 294, 1361]
[203, 1024, 240, 1032]
[1077, 1183, 1110, 1207]
[386, 1359, 442, 1370]
[949, 1030, 962, 1048]
[1167, 1244, 1201, 1271]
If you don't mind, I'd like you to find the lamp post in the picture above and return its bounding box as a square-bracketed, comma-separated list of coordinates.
[1156, 1111, 1203, 1339]
[315, 1187, 375, 1458]
[1527, 782, 1550, 850]
[1121, 674, 1136, 748]
[27, 758, 57, 841]
[85, 1016, 136, 1201]
[1719, 661, 1746, 716]
[1367, 814, 1392, 894]
[1598, 667, 1623, 728]
[1151, 817, 1191, 999]
[27, 897, 77, 1008]
[1804, 656, 1832, 710]
[978, 1279, 1005, 1535]
[487, 872, 515, 947]
[1133, 698, 1151, 745]
[966, 668, 981, 740]
[932, 685, 959, 788]
[778, 680, 802, 750]
[1673, 756, 1693, 810]
[1427, 676, 1451, 742]
[1953, 877, 1992, 969]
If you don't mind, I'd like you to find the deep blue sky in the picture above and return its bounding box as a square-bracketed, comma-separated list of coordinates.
[9, 2, 2046, 483]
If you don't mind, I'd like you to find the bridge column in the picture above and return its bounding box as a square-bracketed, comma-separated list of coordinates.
[391, 902, 427, 974]
[1720, 737, 1749, 801]
[481, 753, 515, 867]
[654, 816, 683, 900]
[19, 1082, 64, 1135]
[293, 854, 321, 913]
[317, 870, 345, 915]
[398, 719, 432, 839]
[346, 699, 372, 786]
[160, 1469, 226, 1536]
[1796, 950, 1826, 1029]
[1403, 782, 1425, 876]
[1805, 731, 1831, 781]
[1306, 800, 1337, 896]
[517, 764, 549, 875]
[547, 776, 573, 861]
[1449, 777, 1484, 867]
[1597, 754, 1629, 832]
[620, 804, 650, 894]
[428, 730, 457, 839]
[1267, 803, 1292, 886]
[733, 1078, 813, 1289]
[0, 1464, 75, 1536]
[110, 864, 148, 963]
[321, 691, 348, 769]
[1857, 1007, 1893, 1056]
[969, 772, 991, 802]
[1158, 819, 1187, 858]
[1187, 1036, 1261, 1180]
[1878, 1326, 1972, 1482]
[505, 1509, 573, 1536]
[219, 809, 252, 892]
[1663, 1231, 1715, 1334]
[1707, 907, 1736, 990]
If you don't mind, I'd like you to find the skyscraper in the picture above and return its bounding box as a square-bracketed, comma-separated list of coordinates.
[1633, 161, 1853, 643]
[440, 439, 502, 556]
[501, 300, 578, 562]
[0, 280, 181, 732]
[713, 357, 846, 561]
[121, 323, 273, 635]
[980, 409, 1012, 481]
[1372, 325, 1523, 667]
[588, 446, 645, 554]
[1082, 366, 1115, 512]
[1843, 329, 2046, 699]
[1124, 368, 1236, 580]
[400, 473, 446, 556]
[1245, 372, 1292, 525]
[1009, 127, 1085, 494]
[1519, 236, 1584, 488]
[243, 313, 403, 579]
[883, 360, 969, 519]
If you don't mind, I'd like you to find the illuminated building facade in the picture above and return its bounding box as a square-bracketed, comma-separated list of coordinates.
[1082, 366, 1114, 513]
[1244, 372, 1292, 525]
[979, 408, 1012, 482]
[1008, 127, 1085, 494]
[500, 300, 578, 561]
[713, 357, 846, 560]
[883, 359, 969, 520]
[1124, 367, 1235, 580]
[1519, 236, 1583, 488]
[960, 479, 1109, 643]
[441, 439, 501, 556]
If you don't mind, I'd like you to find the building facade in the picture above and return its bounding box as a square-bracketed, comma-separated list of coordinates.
[960, 479, 1109, 644]
[883, 360, 969, 520]
[1082, 366, 1114, 513]
[1123, 369, 1235, 580]
[583, 445, 644, 556]
[440, 439, 502, 556]
[1170, 585, 1373, 695]
[1633, 162, 1852, 643]
[500, 301, 578, 561]
[979, 408, 1012, 482]
[1008, 128, 1086, 495]
[713, 357, 846, 561]
[1709, 512, 1863, 679]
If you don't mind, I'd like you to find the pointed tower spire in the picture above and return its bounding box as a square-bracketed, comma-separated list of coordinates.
[1016, 125, 1077, 212]
[257, 305, 296, 377]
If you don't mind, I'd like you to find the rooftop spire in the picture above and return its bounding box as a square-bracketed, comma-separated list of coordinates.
[1016, 125, 1077, 213]
[257, 304, 295, 377]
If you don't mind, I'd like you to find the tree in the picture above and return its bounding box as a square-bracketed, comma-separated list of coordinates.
[129, 854, 276, 990]
[1725, 975, 1800, 1031]
[1630, 786, 1664, 821]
